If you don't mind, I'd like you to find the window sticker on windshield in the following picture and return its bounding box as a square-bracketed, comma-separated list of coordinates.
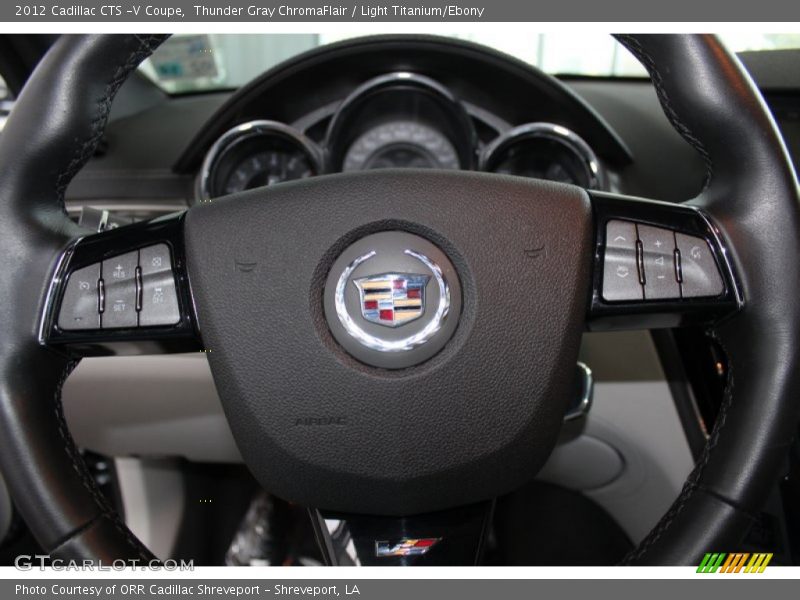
[149, 34, 219, 82]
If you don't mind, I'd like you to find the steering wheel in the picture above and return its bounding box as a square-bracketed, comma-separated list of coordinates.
[0, 34, 797, 566]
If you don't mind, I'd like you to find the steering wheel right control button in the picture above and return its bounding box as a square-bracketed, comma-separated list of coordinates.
[675, 233, 724, 298]
[602, 219, 727, 304]
[637, 224, 680, 300]
[602, 220, 643, 301]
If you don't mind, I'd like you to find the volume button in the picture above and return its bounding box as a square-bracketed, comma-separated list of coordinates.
[135, 266, 143, 312]
[635, 239, 646, 285]
[98, 278, 105, 313]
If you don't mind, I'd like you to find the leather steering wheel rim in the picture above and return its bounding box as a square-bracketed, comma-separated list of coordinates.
[0, 33, 797, 565]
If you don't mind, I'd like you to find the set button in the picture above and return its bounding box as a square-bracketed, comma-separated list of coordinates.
[102, 251, 138, 328]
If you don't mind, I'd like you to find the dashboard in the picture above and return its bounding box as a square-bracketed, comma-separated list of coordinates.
[62, 36, 798, 228]
[196, 70, 606, 202]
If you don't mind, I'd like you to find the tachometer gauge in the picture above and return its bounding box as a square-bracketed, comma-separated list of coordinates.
[198, 120, 323, 202]
[343, 121, 460, 172]
[481, 123, 605, 189]
[223, 144, 314, 195]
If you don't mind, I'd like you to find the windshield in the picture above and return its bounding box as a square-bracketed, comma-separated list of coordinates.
[139, 33, 800, 95]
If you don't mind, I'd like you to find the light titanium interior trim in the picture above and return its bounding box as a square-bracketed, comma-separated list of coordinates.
[335, 249, 451, 353]
[564, 362, 594, 421]
[480, 122, 606, 190]
[66, 201, 187, 217]
[197, 119, 324, 203]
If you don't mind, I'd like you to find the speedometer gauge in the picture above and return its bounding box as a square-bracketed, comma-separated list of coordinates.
[198, 120, 323, 202]
[325, 73, 477, 172]
[343, 121, 460, 172]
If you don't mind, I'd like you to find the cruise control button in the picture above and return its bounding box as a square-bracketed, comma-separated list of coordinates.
[58, 264, 100, 330]
[139, 244, 180, 327]
[102, 251, 138, 328]
[637, 224, 680, 300]
[675, 233, 724, 298]
[602, 220, 643, 301]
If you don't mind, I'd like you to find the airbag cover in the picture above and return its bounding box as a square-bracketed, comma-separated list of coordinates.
[184, 170, 592, 515]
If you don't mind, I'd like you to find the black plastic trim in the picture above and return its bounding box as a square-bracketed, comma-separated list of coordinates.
[650, 329, 709, 460]
[41, 212, 200, 356]
[173, 35, 632, 173]
[310, 500, 494, 566]
[588, 192, 741, 330]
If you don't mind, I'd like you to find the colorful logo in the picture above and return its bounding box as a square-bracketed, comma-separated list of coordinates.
[354, 273, 430, 328]
[375, 537, 441, 557]
[697, 552, 773, 573]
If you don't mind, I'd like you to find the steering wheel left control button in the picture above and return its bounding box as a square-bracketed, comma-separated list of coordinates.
[602, 220, 644, 301]
[58, 264, 101, 330]
[139, 244, 180, 326]
[101, 251, 138, 329]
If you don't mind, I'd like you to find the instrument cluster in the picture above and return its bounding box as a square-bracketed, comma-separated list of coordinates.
[197, 72, 607, 201]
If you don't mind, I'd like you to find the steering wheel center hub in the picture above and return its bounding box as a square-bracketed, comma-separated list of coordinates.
[324, 231, 462, 369]
[183, 170, 592, 515]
